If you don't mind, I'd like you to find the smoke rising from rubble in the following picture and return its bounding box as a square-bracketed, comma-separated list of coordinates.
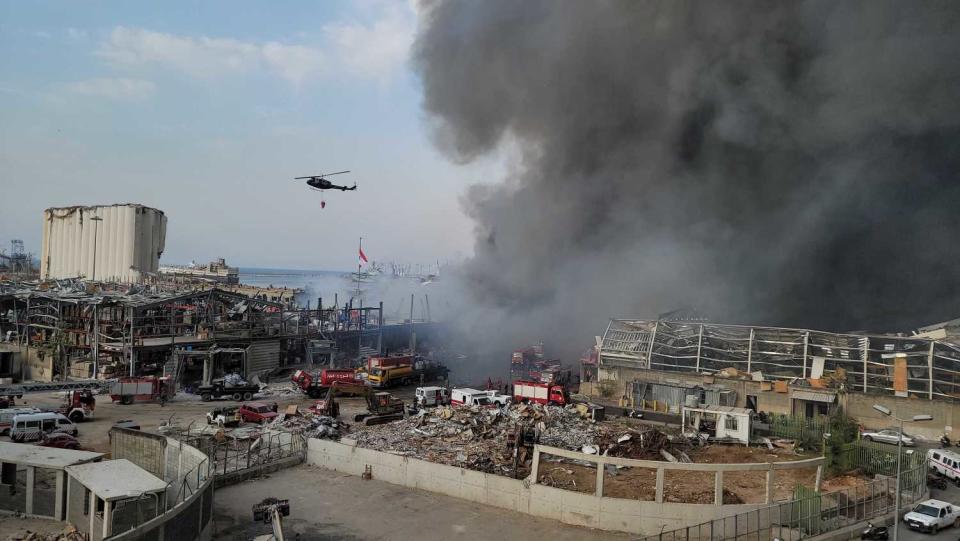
[413, 1, 960, 370]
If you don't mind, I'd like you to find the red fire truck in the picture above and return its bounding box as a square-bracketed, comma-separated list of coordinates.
[110, 376, 175, 405]
[59, 390, 96, 422]
[291, 369, 360, 398]
[512, 380, 569, 406]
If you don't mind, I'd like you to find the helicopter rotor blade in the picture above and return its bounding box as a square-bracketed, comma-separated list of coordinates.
[294, 176, 317, 180]
[324, 170, 350, 176]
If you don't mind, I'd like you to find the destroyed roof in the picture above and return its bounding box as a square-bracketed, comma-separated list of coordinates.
[684, 404, 753, 416]
[0, 442, 103, 468]
[66, 459, 167, 501]
[0, 282, 282, 309]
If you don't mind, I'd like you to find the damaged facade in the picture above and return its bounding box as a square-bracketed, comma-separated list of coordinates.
[40, 204, 166, 283]
[599, 319, 960, 401]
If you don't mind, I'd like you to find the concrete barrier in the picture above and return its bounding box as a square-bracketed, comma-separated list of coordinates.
[308, 438, 818, 535]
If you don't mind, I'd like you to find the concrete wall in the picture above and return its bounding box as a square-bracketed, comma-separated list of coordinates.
[110, 428, 167, 479]
[307, 438, 800, 536]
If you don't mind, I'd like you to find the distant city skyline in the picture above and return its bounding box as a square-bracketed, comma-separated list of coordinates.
[0, 1, 486, 270]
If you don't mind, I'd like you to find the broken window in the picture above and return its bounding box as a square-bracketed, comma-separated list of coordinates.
[725, 416, 738, 431]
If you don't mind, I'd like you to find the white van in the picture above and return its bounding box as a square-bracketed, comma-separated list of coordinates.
[0, 408, 42, 435]
[927, 449, 960, 483]
[9, 412, 77, 442]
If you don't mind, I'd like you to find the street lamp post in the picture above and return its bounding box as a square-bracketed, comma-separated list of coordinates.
[90, 216, 103, 281]
[872, 404, 933, 541]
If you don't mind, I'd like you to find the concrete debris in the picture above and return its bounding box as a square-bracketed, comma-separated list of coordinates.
[266, 411, 349, 440]
[349, 403, 689, 477]
[7, 526, 84, 541]
[221, 373, 249, 387]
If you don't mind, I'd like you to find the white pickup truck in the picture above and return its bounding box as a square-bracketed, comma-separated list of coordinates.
[903, 499, 960, 533]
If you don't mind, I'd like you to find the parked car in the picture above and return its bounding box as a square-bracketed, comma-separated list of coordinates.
[39, 433, 81, 450]
[862, 428, 915, 446]
[903, 499, 960, 533]
[238, 402, 279, 424]
[206, 407, 241, 427]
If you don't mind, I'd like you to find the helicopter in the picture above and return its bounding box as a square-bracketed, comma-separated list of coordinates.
[295, 171, 356, 191]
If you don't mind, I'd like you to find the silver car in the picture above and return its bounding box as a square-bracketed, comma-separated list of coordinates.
[862, 428, 915, 446]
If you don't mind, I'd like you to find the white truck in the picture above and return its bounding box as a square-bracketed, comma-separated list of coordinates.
[451, 388, 510, 407]
[903, 499, 960, 533]
[415, 386, 450, 407]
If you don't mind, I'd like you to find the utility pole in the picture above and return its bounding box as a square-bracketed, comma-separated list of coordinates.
[90, 215, 103, 281]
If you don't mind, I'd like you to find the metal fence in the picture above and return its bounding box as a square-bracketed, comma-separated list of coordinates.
[638, 444, 927, 541]
[766, 413, 826, 444]
[178, 430, 306, 477]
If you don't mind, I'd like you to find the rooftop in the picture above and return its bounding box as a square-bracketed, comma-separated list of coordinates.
[0, 441, 103, 469]
[66, 459, 167, 501]
[684, 404, 753, 416]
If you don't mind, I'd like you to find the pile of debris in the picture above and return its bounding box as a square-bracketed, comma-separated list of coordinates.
[6, 526, 85, 541]
[268, 411, 349, 440]
[348, 402, 687, 476]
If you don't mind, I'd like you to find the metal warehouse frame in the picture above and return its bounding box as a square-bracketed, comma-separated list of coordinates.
[599, 319, 960, 400]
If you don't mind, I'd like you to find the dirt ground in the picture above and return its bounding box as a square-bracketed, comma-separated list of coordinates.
[539, 444, 868, 504]
[0, 516, 75, 540]
[3, 385, 408, 453]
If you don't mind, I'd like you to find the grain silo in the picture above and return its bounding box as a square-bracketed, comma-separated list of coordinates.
[40, 204, 167, 282]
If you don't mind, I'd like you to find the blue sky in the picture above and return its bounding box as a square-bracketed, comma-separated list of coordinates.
[0, 0, 482, 271]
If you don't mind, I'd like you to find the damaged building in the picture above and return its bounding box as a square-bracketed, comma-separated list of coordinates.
[593, 318, 960, 438]
[40, 204, 167, 283]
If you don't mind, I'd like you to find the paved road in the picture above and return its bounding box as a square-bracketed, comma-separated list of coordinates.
[899, 478, 960, 541]
[213, 464, 629, 541]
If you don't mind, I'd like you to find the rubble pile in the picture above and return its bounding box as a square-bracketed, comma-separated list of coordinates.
[348, 403, 688, 476]
[6, 526, 84, 541]
[256, 381, 299, 397]
[221, 373, 249, 386]
[268, 412, 349, 440]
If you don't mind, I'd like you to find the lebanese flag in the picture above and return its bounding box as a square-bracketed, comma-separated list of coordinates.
[359, 247, 368, 264]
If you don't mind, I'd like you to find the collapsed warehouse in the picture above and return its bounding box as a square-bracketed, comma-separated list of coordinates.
[591, 318, 960, 438]
[0, 277, 444, 385]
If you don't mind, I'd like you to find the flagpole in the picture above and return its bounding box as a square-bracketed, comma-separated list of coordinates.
[357, 237, 363, 358]
[357, 237, 362, 303]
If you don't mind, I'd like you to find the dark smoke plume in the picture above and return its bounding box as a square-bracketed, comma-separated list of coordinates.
[414, 1, 960, 366]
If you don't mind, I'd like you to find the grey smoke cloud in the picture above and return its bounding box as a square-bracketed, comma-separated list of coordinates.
[413, 1, 960, 365]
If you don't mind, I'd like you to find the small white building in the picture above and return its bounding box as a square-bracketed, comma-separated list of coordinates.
[0, 441, 103, 519]
[41, 204, 166, 283]
[66, 458, 168, 541]
[682, 404, 753, 445]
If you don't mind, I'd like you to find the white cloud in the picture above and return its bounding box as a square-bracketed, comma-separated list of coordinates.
[61, 78, 156, 101]
[97, 27, 323, 86]
[94, 4, 416, 89]
[322, 5, 414, 81]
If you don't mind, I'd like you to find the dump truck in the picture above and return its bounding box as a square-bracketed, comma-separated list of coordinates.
[110, 376, 175, 405]
[197, 378, 261, 402]
[292, 369, 363, 398]
[512, 380, 569, 406]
